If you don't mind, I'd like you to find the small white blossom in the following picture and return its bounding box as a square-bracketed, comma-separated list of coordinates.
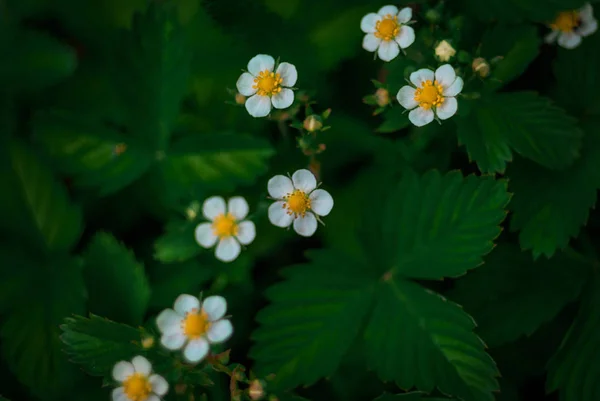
[236, 54, 297, 118]
[360, 5, 415, 62]
[267, 169, 334, 237]
[396, 64, 464, 127]
[194, 196, 256, 263]
[545, 3, 597, 49]
[111, 356, 168, 401]
[156, 294, 233, 364]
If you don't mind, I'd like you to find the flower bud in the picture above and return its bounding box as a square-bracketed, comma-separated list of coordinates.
[472, 57, 490, 78]
[235, 93, 246, 105]
[303, 115, 323, 132]
[141, 336, 155, 349]
[374, 88, 390, 107]
[248, 380, 265, 400]
[435, 40, 456, 62]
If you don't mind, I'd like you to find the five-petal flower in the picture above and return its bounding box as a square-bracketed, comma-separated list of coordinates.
[112, 356, 168, 401]
[361, 5, 416, 62]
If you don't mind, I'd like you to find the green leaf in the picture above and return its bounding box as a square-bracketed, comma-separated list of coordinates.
[365, 279, 498, 401]
[83, 233, 150, 325]
[447, 243, 588, 347]
[250, 250, 377, 389]
[60, 314, 145, 377]
[0, 254, 86, 400]
[370, 170, 510, 279]
[0, 29, 77, 92]
[481, 25, 540, 92]
[112, 3, 193, 150]
[373, 392, 451, 401]
[457, 92, 582, 174]
[546, 275, 600, 401]
[507, 118, 600, 258]
[154, 218, 202, 263]
[148, 259, 214, 309]
[461, 0, 587, 22]
[32, 111, 154, 195]
[553, 32, 600, 116]
[377, 107, 411, 133]
[165, 133, 274, 191]
[0, 140, 82, 253]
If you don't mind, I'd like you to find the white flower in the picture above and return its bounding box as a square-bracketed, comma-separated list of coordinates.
[267, 169, 334, 237]
[236, 54, 297, 118]
[360, 5, 415, 62]
[112, 356, 168, 401]
[156, 294, 233, 364]
[396, 64, 464, 127]
[545, 3, 597, 49]
[194, 196, 256, 263]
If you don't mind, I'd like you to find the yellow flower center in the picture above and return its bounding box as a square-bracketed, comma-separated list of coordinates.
[414, 80, 445, 110]
[551, 10, 581, 32]
[212, 213, 238, 238]
[182, 309, 211, 339]
[375, 15, 400, 41]
[253, 70, 283, 96]
[283, 189, 311, 217]
[123, 373, 152, 401]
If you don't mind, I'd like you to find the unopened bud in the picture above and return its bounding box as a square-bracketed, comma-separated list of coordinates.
[185, 200, 200, 220]
[248, 380, 265, 400]
[472, 57, 490, 77]
[435, 40, 456, 62]
[374, 88, 390, 107]
[235, 93, 246, 105]
[141, 336, 155, 349]
[113, 143, 127, 156]
[303, 115, 323, 132]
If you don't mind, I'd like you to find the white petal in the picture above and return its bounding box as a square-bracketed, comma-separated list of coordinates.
[545, 30, 559, 43]
[247, 54, 275, 76]
[268, 175, 294, 199]
[579, 3, 594, 21]
[156, 309, 183, 334]
[409, 107, 435, 127]
[202, 196, 226, 220]
[160, 332, 186, 350]
[410, 68, 435, 87]
[293, 213, 318, 237]
[207, 319, 233, 343]
[396, 85, 418, 109]
[271, 88, 294, 109]
[443, 76, 464, 97]
[436, 97, 458, 120]
[579, 19, 598, 36]
[276, 62, 297, 87]
[236, 221, 256, 245]
[360, 13, 381, 33]
[112, 387, 128, 401]
[132, 355, 152, 375]
[112, 361, 134, 382]
[558, 32, 582, 49]
[236, 72, 257, 97]
[268, 201, 294, 228]
[362, 33, 381, 52]
[227, 196, 249, 220]
[201, 295, 228, 321]
[215, 237, 241, 263]
[397, 7, 412, 23]
[183, 338, 210, 363]
[309, 189, 334, 217]
[245, 94, 272, 118]
[174, 294, 200, 315]
[396, 25, 415, 49]
[435, 64, 456, 87]
[292, 169, 317, 192]
[149, 374, 169, 396]
[377, 40, 400, 62]
[146, 395, 161, 401]
[194, 222, 218, 249]
[378, 5, 399, 16]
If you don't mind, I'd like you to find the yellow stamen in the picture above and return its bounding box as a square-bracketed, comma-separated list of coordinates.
[414, 80, 445, 110]
[375, 14, 400, 41]
[212, 213, 239, 238]
[283, 189, 311, 217]
[252, 70, 283, 97]
[550, 10, 581, 33]
[182, 309, 211, 339]
[123, 373, 152, 401]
